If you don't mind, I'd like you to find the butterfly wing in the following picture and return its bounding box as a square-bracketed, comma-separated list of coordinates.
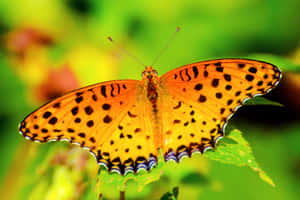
[19, 80, 158, 174]
[159, 58, 281, 161]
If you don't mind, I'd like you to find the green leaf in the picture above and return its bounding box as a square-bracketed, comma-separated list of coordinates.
[160, 187, 179, 200]
[243, 96, 283, 107]
[96, 150, 164, 195]
[204, 129, 275, 187]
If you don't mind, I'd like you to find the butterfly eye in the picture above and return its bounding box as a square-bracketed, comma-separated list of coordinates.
[142, 71, 146, 77]
[152, 70, 158, 76]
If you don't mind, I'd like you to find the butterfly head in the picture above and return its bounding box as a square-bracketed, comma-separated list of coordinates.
[142, 66, 158, 78]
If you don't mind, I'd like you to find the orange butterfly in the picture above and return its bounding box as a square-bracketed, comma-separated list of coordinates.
[19, 57, 281, 175]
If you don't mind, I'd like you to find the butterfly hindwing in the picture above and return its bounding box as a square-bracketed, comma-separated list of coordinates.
[160, 59, 281, 161]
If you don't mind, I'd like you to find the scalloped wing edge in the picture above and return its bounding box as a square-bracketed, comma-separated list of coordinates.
[18, 123, 158, 176]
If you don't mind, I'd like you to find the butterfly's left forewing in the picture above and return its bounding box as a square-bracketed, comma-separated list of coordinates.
[159, 59, 281, 162]
[19, 79, 158, 174]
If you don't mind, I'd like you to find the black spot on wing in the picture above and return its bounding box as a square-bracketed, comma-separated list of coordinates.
[110, 84, 114, 97]
[185, 68, 191, 81]
[225, 85, 232, 90]
[179, 70, 184, 81]
[84, 106, 93, 115]
[198, 95, 207, 103]
[204, 70, 208, 77]
[215, 92, 222, 99]
[117, 83, 120, 94]
[103, 115, 112, 123]
[68, 128, 75, 133]
[48, 117, 57, 125]
[173, 101, 182, 109]
[78, 133, 85, 138]
[101, 85, 107, 97]
[134, 128, 141, 133]
[257, 81, 263, 86]
[92, 94, 97, 101]
[128, 111, 137, 118]
[87, 120, 94, 127]
[43, 111, 51, 119]
[246, 86, 253, 91]
[90, 137, 96, 143]
[102, 104, 111, 110]
[224, 74, 231, 81]
[192, 66, 199, 78]
[173, 119, 181, 124]
[214, 62, 221, 67]
[212, 79, 219, 87]
[41, 128, 48, 133]
[53, 102, 60, 108]
[248, 67, 257, 73]
[235, 91, 241, 96]
[238, 63, 245, 68]
[194, 83, 203, 91]
[75, 96, 83, 103]
[74, 118, 81, 123]
[245, 74, 254, 82]
[76, 92, 83, 96]
[216, 66, 223, 72]
[71, 107, 79, 116]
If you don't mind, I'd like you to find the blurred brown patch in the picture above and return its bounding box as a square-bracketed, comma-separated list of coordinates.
[232, 71, 300, 129]
[269, 72, 300, 112]
[34, 65, 80, 102]
[4, 26, 54, 60]
[292, 158, 300, 180]
[50, 150, 70, 166]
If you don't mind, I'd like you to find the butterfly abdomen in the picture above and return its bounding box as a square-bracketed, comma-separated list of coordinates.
[144, 73, 165, 150]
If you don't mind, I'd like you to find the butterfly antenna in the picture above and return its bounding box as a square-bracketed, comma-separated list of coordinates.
[151, 26, 180, 66]
[107, 36, 145, 67]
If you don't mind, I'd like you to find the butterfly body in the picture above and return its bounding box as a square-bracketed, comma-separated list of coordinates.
[19, 59, 281, 175]
[141, 66, 164, 151]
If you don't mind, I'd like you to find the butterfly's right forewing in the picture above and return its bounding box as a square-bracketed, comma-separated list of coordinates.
[159, 59, 281, 162]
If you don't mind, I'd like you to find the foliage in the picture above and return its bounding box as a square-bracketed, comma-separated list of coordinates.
[205, 130, 274, 186]
[160, 187, 179, 200]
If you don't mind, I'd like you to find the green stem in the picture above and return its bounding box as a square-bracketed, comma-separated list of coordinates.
[120, 191, 125, 200]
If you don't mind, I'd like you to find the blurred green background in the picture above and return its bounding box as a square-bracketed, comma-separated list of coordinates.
[0, 0, 300, 199]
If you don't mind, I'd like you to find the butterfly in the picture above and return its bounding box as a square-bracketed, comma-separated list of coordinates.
[19, 58, 281, 175]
